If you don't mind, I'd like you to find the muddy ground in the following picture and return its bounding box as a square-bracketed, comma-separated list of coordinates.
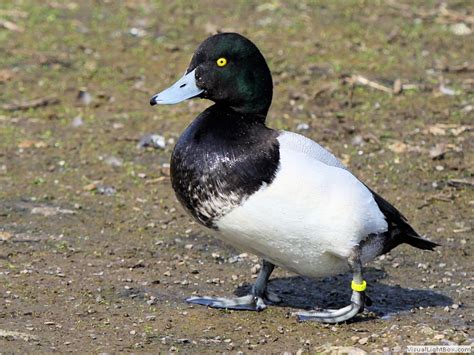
[0, 0, 473, 353]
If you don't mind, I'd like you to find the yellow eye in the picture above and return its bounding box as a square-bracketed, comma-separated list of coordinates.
[216, 57, 227, 67]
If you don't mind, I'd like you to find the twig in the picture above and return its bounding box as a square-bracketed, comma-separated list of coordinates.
[2, 97, 60, 111]
[441, 62, 474, 73]
[418, 193, 454, 209]
[363, 132, 381, 145]
[401, 84, 419, 91]
[145, 177, 168, 184]
[386, 0, 437, 19]
[0, 19, 24, 32]
[343, 74, 420, 95]
[438, 4, 474, 25]
[353, 75, 393, 93]
[426, 194, 453, 203]
[447, 178, 474, 189]
[386, 1, 474, 24]
[313, 83, 337, 99]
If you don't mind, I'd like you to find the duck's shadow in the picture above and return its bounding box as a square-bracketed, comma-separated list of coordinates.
[234, 268, 452, 317]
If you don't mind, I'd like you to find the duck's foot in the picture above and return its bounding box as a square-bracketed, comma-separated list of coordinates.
[186, 259, 279, 311]
[186, 294, 268, 311]
[295, 246, 371, 324]
[294, 291, 366, 323]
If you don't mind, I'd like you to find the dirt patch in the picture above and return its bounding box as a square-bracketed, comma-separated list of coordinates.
[1, 0, 472, 352]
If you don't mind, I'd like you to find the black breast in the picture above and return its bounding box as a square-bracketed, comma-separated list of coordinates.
[170, 104, 280, 228]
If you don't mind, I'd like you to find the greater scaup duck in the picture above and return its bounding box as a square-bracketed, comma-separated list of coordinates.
[150, 33, 439, 323]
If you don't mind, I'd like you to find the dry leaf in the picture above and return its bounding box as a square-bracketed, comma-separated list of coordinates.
[83, 183, 98, 191]
[18, 140, 47, 149]
[388, 141, 408, 153]
[0, 19, 24, 32]
[161, 163, 171, 176]
[427, 125, 447, 136]
[341, 153, 351, 166]
[34, 141, 47, 148]
[204, 22, 218, 35]
[18, 140, 35, 149]
[425, 123, 473, 136]
[0, 69, 13, 82]
[393, 78, 402, 94]
[0, 231, 13, 241]
[429, 143, 447, 159]
[451, 126, 472, 136]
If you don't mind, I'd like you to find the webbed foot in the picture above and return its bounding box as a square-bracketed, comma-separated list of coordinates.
[294, 290, 366, 323]
[186, 259, 278, 312]
[294, 247, 370, 324]
[186, 294, 268, 311]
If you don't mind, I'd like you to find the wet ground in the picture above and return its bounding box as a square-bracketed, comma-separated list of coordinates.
[0, 0, 473, 353]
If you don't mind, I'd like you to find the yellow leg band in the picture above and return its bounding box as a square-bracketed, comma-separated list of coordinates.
[351, 280, 367, 292]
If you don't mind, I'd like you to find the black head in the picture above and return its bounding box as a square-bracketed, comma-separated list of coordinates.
[151, 33, 273, 116]
[190, 33, 273, 114]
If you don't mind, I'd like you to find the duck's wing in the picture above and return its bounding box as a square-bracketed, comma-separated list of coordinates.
[274, 131, 388, 241]
[278, 131, 347, 169]
[278, 131, 438, 252]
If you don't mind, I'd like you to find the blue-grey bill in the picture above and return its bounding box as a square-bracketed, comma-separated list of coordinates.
[150, 69, 203, 105]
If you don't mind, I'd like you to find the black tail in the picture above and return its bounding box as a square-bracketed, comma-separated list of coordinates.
[367, 186, 440, 252]
[405, 235, 440, 251]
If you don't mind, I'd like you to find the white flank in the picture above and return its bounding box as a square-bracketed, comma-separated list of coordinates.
[215, 131, 388, 278]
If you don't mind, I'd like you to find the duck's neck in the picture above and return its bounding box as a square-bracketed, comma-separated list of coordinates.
[209, 104, 268, 127]
[228, 93, 272, 118]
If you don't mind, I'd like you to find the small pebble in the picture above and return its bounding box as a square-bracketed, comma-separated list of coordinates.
[351, 336, 360, 343]
[97, 185, 116, 196]
[104, 156, 123, 167]
[450, 23, 472, 36]
[76, 89, 92, 106]
[251, 264, 261, 274]
[296, 122, 309, 131]
[129, 27, 147, 37]
[351, 135, 364, 146]
[137, 134, 166, 149]
[71, 116, 83, 127]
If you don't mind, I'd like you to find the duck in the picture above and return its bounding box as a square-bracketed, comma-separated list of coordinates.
[149, 32, 439, 323]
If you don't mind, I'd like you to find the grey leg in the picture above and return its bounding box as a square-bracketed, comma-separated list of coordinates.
[186, 259, 278, 311]
[294, 248, 368, 323]
[252, 260, 281, 302]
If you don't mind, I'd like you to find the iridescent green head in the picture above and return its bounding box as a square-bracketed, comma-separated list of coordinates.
[151, 33, 273, 116]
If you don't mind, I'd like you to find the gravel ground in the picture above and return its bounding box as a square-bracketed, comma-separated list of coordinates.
[0, 0, 472, 353]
